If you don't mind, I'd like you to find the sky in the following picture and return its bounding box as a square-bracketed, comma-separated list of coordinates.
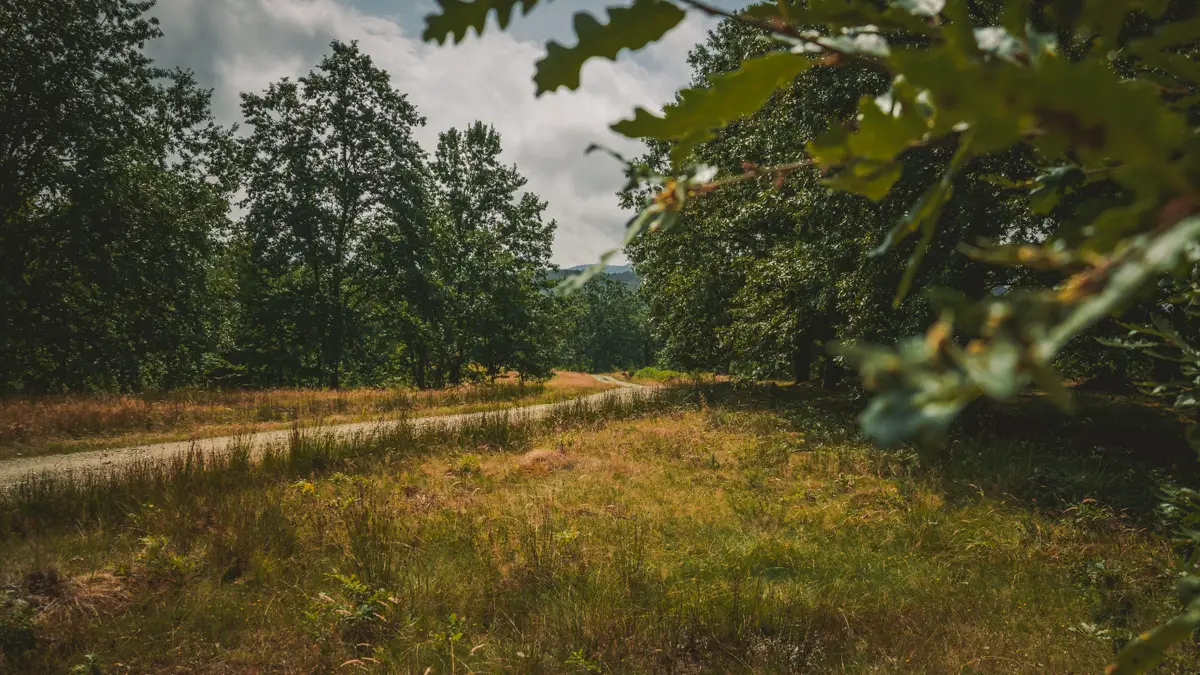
[143, 0, 751, 267]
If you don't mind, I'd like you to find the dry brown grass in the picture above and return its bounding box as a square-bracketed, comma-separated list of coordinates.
[0, 371, 613, 459]
[3, 385, 1194, 673]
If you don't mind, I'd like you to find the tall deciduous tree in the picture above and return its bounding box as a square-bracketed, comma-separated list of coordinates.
[624, 13, 1056, 386]
[424, 122, 557, 385]
[0, 0, 234, 393]
[235, 40, 430, 388]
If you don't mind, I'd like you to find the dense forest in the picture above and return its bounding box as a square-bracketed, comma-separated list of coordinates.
[621, 9, 1179, 389]
[1, 0, 1153, 398]
[0, 2, 651, 394]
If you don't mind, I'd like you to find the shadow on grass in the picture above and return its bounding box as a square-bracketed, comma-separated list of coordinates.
[688, 381, 1199, 526]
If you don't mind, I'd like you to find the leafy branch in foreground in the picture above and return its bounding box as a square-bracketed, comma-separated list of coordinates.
[424, 0, 1200, 669]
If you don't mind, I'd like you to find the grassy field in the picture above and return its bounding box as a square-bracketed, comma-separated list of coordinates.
[0, 372, 614, 460]
[1, 384, 1198, 673]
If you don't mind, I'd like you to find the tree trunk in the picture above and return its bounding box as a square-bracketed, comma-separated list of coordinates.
[821, 357, 843, 390]
[412, 344, 428, 389]
[449, 349, 463, 386]
[792, 331, 813, 383]
[327, 283, 345, 390]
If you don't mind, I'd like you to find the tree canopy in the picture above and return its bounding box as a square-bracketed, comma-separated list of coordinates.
[0, 0, 235, 393]
[0, 3, 612, 394]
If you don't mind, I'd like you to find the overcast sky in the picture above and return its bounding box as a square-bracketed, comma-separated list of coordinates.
[143, 0, 750, 267]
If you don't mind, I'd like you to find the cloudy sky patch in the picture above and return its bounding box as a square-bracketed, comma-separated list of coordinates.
[145, 0, 750, 266]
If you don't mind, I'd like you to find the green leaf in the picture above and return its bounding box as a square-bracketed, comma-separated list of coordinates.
[1107, 598, 1200, 675]
[423, 0, 544, 45]
[1130, 16, 1200, 52]
[1043, 215, 1200, 358]
[875, 134, 974, 306]
[824, 161, 902, 200]
[958, 340, 1022, 398]
[611, 51, 814, 166]
[808, 80, 932, 187]
[1028, 165, 1086, 215]
[535, 0, 685, 95]
[859, 386, 967, 448]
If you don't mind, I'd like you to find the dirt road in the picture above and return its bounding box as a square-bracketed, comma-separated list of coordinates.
[0, 375, 643, 487]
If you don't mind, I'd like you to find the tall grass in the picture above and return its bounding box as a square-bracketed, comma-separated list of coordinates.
[0, 387, 680, 538]
[0, 372, 616, 459]
[1, 383, 1196, 673]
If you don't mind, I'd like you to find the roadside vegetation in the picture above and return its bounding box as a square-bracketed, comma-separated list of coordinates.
[0, 372, 615, 461]
[2, 384, 1198, 673]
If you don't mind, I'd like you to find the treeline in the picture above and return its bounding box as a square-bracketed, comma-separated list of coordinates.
[625, 8, 1163, 388]
[0, 1, 650, 394]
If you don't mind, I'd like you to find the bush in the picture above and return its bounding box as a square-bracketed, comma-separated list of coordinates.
[632, 367, 689, 383]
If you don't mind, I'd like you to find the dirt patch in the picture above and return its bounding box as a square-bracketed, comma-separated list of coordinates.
[514, 448, 575, 476]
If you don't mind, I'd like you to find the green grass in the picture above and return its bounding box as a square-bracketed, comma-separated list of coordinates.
[1, 384, 1198, 673]
[631, 366, 688, 383]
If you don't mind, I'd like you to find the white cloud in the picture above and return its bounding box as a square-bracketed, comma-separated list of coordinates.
[146, 0, 722, 266]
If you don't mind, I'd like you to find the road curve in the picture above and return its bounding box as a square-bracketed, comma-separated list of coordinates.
[0, 375, 645, 488]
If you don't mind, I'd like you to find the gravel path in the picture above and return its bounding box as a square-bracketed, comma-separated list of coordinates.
[0, 375, 643, 487]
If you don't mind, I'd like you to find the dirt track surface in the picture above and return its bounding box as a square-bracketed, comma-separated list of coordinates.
[0, 375, 643, 488]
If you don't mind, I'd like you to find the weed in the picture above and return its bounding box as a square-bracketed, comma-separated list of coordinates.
[134, 535, 194, 583]
[564, 648, 603, 673]
[0, 589, 36, 660]
[452, 453, 482, 475]
[308, 571, 396, 647]
[68, 653, 105, 675]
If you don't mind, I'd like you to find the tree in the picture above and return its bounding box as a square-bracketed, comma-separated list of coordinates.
[624, 13, 1061, 386]
[559, 275, 653, 373]
[235, 40, 430, 388]
[422, 122, 557, 385]
[423, 0, 1200, 669]
[0, 0, 234, 393]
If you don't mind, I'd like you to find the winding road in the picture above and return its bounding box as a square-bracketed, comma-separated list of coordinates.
[0, 375, 644, 488]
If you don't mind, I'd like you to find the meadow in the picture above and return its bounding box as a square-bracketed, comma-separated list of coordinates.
[0, 372, 614, 460]
[1, 384, 1197, 673]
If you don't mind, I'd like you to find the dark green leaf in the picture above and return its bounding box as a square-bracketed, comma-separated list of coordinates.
[859, 387, 966, 448]
[1044, 215, 1200, 357]
[877, 134, 974, 307]
[423, 0, 544, 45]
[535, 0, 685, 95]
[1028, 165, 1086, 215]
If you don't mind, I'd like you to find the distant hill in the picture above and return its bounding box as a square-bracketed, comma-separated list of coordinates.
[549, 264, 640, 289]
